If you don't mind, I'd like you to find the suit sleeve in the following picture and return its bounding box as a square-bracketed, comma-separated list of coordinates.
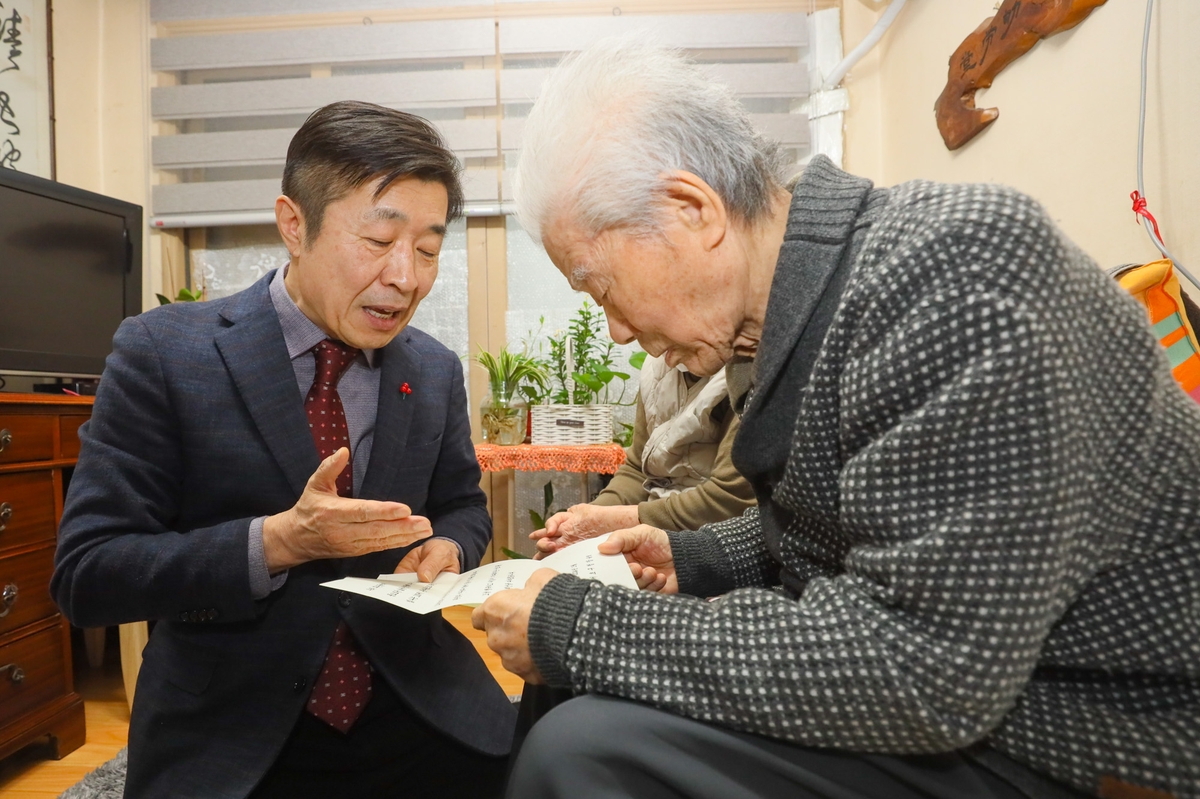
[52, 316, 261, 628]
[421, 358, 492, 572]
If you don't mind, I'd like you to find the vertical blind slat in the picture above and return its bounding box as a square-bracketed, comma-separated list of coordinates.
[153, 167, 499, 215]
[151, 18, 495, 71]
[151, 0, 481, 23]
[152, 118, 497, 168]
[152, 71, 498, 119]
[500, 62, 808, 103]
[498, 13, 808, 55]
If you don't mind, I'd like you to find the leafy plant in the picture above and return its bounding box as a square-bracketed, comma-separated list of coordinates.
[500, 547, 530, 560]
[156, 287, 203, 305]
[519, 305, 649, 409]
[474, 347, 548, 444]
[542, 301, 635, 406]
[613, 351, 647, 446]
[528, 481, 558, 530]
[474, 347, 548, 403]
[614, 421, 635, 448]
[512, 316, 554, 407]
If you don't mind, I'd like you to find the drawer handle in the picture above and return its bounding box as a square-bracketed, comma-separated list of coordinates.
[0, 583, 16, 618]
[0, 663, 23, 684]
[0, 429, 9, 453]
[0, 501, 10, 532]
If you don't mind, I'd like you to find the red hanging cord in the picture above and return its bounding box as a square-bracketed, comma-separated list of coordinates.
[1130, 190, 1165, 245]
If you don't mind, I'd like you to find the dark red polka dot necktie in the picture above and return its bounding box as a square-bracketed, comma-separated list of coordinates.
[304, 339, 373, 733]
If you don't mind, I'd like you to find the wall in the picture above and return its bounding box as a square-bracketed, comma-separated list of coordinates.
[51, 0, 156, 310]
[841, 0, 1199, 288]
[46, 2, 1199, 308]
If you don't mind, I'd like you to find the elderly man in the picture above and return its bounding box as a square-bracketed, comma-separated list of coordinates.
[54, 102, 513, 798]
[472, 40, 1200, 799]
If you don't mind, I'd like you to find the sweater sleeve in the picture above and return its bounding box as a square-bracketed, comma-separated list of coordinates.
[528, 251, 1103, 753]
[637, 409, 757, 531]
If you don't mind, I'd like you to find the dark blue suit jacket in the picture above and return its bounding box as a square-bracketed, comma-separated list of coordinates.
[52, 272, 515, 798]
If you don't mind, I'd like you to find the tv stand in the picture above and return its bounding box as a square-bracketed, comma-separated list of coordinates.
[0, 393, 90, 763]
[31, 379, 99, 397]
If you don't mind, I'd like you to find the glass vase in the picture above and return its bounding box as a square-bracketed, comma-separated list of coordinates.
[480, 393, 528, 446]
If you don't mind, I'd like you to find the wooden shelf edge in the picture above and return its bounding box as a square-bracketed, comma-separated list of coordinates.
[0, 460, 78, 475]
[0, 614, 62, 645]
[0, 394, 94, 408]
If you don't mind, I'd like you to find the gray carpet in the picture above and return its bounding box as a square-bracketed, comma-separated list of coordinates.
[59, 747, 126, 799]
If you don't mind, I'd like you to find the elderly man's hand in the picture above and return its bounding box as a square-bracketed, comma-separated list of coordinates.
[471, 568, 558, 684]
[393, 538, 461, 583]
[599, 525, 678, 594]
[530, 503, 640, 558]
[262, 448, 433, 572]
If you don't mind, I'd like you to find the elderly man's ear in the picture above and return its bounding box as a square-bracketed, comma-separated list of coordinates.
[661, 170, 728, 252]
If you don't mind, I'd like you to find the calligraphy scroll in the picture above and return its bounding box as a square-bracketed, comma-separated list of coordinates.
[935, 0, 1108, 151]
[0, 1, 51, 177]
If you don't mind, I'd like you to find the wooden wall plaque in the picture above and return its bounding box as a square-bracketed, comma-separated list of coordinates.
[935, 0, 1108, 150]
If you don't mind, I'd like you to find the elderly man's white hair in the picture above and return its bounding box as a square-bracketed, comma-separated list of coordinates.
[513, 36, 789, 245]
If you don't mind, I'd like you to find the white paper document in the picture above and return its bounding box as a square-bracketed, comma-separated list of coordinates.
[320, 534, 638, 615]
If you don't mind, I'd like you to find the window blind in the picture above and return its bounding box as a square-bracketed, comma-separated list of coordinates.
[149, 2, 820, 228]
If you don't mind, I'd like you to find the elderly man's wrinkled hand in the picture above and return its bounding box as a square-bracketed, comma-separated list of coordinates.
[599, 524, 678, 594]
[530, 503, 640, 558]
[471, 568, 557, 684]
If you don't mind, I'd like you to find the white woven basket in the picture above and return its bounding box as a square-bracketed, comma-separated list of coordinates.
[530, 404, 614, 446]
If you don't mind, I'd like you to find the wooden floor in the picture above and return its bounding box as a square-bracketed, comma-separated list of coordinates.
[0, 611, 523, 798]
[0, 629, 129, 799]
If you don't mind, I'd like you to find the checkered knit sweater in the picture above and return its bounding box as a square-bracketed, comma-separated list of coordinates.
[528, 158, 1200, 798]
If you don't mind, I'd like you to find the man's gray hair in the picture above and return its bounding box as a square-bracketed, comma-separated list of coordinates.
[513, 36, 790, 244]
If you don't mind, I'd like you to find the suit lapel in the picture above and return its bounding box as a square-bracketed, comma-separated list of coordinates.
[358, 332, 422, 501]
[214, 274, 317, 499]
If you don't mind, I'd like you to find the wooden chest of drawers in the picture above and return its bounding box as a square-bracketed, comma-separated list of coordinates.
[0, 394, 89, 762]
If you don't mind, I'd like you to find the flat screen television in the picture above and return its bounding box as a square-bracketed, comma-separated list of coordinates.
[0, 168, 142, 379]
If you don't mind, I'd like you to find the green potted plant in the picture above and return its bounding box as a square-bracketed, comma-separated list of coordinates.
[529, 302, 644, 445]
[475, 347, 548, 446]
[155, 287, 204, 305]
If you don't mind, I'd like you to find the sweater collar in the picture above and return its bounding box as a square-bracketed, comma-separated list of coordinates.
[746, 156, 875, 411]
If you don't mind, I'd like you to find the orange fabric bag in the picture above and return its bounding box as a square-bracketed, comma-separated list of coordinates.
[1114, 259, 1200, 403]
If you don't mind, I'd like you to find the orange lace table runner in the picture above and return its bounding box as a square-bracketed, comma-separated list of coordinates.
[474, 443, 627, 474]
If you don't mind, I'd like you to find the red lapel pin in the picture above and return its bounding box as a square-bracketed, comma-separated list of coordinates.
[400, 382, 412, 397]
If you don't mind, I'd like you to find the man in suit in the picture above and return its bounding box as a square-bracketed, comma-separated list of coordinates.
[52, 101, 514, 798]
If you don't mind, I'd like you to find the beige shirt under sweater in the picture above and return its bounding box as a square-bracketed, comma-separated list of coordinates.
[592, 400, 756, 532]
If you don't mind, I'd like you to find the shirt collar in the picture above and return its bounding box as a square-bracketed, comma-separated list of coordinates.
[269, 266, 376, 367]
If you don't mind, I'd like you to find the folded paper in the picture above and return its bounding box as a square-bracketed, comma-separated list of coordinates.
[321, 533, 638, 614]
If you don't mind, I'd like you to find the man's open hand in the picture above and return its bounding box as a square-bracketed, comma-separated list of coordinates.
[393, 538, 461, 583]
[262, 448, 432, 572]
[599, 525, 678, 593]
[471, 568, 557, 684]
